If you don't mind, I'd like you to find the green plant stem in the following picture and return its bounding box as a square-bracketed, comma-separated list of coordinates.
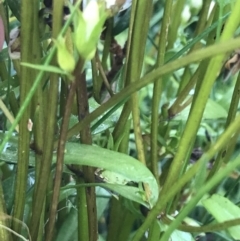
[77, 178, 89, 241]
[31, 0, 44, 177]
[191, 0, 212, 50]
[111, 0, 138, 144]
[45, 61, 83, 241]
[160, 1, 240, 202]
[118, 0, 153, 203]
[117, 119, 131, 153]
[168, 67, 200, 117]
[31, 9, 44, 237]
[167, 0, 185, 49]
[129, 0, 152, 180]
[12, 0, 33, 236]
[76, 69, 97, 241]
[132, 114, 240, 241]
[112, 103, 131, 142]
[150, 0, 172, 184]
[65, 37, 240, 140]
[101, 18, 113, 71]
[29, 0, 64, 239]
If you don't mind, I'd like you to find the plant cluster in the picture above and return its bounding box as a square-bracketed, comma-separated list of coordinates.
[0, 0, 240, 241]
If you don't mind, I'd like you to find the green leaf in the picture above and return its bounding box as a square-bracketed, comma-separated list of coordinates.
[6, 0, 21, 21]
[202, 194, 240, 239]
[61, 143, 159, 207]
[0, 133, 159, 207]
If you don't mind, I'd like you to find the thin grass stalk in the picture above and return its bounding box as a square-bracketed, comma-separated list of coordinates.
[167, 0, 185, 49]
[177, 67, 192, 94]
[76, 179, 89, 241]
[116, 0, 153, 204]
[150, 0, 172, 184]
[111, 0, 144, 146]
[191, 0, 212, 51]
[111, 0, 138, 144]
[76, 69, 97, 240]
[112, 103, 131, 143]
[159, 1, 240, 201]
[168, 67, 201, 117]
[29, 0, 64, 239]
[31, 0, 44, 185]
[117, 119, 131, 153]
[129, 0, 152, 167]
[12, 0, 34, 235]
[45, 62, 84, 241]
[101, 18, 113, 71]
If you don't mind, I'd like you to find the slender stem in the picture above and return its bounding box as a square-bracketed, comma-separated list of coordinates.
[31, 9, 44, 239]
[76, 67, 97, 241]
[111, 0, 138, 143]
[45, 62, 83, 241]
[12, 0, 33, 235]
[167, 0, 185, 49]
[191, 0, 212, 51]
[150, 0, 172, 185]
[29, 0, 64, 239]
[76, 178, 89, 241]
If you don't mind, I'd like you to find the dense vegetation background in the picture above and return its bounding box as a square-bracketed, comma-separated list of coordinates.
[0, 0, 240, 240]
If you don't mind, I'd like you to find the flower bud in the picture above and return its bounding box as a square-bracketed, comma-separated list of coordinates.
[54, 37, 75, 72]
[74, 1, 108, 60]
